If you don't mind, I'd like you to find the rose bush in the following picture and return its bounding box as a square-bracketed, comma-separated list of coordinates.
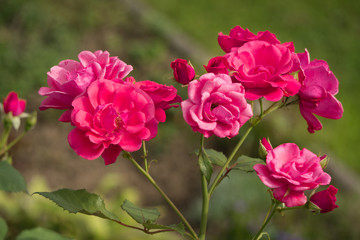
[254, 139, 331, 207]
[181, 73, 252, 138]
[38, 50, 133, 122]
[297, 49, 344, 133]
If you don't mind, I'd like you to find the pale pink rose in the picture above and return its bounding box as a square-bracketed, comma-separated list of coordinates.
[254, 143, 331, 207]
[226, 40, 301, 101]
[181, 73, 253, 138]
[3, 91, 26, 116]
[39, 50, 133, 122]
[297, 49, 343, 133]
[170, 59, 195, 85]
[218, 26, 280, 53]
[310, 185, 339, 213]
[129, 77, 182, 122]
[68, 79, 157, 165]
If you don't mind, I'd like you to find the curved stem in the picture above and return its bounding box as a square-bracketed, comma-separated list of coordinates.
[198, 135, 209, 240]
[124, 152, 198, 240]
[252, 202, 280, 240]
[0, 131, 25, 157]
[208, 125, 253, 197]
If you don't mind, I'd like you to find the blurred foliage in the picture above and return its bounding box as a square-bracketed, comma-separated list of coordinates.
[0, 174, 180, 239]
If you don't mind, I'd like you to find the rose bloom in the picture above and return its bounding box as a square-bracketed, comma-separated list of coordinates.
[39, 50, 133, 122]
[68, 79, 158, 165]
[131, 78, 182, 122]
[225, 40, 301, 101]
[297, 49, 343, 133]
[181, 73, 253, 138]
[3, 91, 26, 116]
[310, 185, 339, 213]
[218, 25, 281, 53]
[254, 141, 331, 207]
[170, 58, 195, 85]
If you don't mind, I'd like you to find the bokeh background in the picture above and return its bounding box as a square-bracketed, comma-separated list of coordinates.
[1, 0, 360, 239]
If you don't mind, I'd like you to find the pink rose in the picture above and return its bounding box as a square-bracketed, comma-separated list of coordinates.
[3, 91, 26, 116]
[181, 73, 253, 138]
[254, 142, 331, 207]
[68, 79, 158, 165]
[226, 40, 301, 101]
[126, 77, 182, 122]
[310, 185, 339, 213]
[39, 50, 133, 122]
[297, 49, 343, 133]
[170, 59, 195, 85]
[218, 26, 280, 53]
[203, 56, 229, 74]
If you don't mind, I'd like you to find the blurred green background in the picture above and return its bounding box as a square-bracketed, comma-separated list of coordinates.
[0, 0, 359, 239]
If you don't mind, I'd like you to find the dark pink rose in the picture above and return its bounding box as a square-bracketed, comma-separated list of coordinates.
[226, 40, 301, 101]
[39, 50, 133, 122]
[297, 49, 343, 133]
[254, 142, 331, 207]
[170, 59, 195, 85]
[181, 73, 253, 138]
[3, 91, 26, 116]
[310, 185, 339, 213]
[127, 77, 182, 122]
[203, 56, 229, 74]
[68, 79, 158, 165]
[218, 26, 280, 53]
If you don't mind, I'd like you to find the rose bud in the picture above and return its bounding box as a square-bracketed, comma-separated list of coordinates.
[3, 91, 26, 116]
[203, 56, 229, 74]
[309, 185, 339, 213]
[170, 58, 195, 85]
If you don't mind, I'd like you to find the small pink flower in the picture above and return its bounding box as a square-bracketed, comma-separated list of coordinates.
[203, 56, 229, 74]
[3, 91, 26, 116]
[131, 78, 182, 123]
[297, 49, 343, 133]
[39, 50, 133, 122]
[310, 185, 339, 213]
[218, 26, 280, 53]
[226, 40, 301, 101]
[170, 59, 195, 85]
[254, 142, 331, 207]
[68, 79, 158, 165]
[181, 73, 253, 138]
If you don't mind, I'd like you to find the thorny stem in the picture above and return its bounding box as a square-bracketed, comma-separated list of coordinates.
[124, 152, 198, 240]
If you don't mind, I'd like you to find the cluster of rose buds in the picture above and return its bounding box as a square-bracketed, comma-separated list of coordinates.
[39, 51, 181, 165]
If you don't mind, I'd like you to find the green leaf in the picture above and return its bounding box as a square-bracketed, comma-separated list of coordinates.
[0, 161, 27, 193]
[121, 199, 160, 224]
[204, 149, 227, 166]
[34, 189, 119, 221]
[16, 227, 71, 240]
[144, 222, 185, 236]
[0, 217, 8, 240]
[234, 155, 265, 173]
[198, 150, 213, 183]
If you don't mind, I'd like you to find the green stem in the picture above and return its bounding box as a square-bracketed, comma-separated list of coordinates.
[252, 202, 280, 240]
[0, 131, 25, 156]
[125, 152, 198, 240]
[208, 125, 253, 197]
[0, 124, 11, 151]
[142, 141, 149, 172]
[198, 135, 209, 240]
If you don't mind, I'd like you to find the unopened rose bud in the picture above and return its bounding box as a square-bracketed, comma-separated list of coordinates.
[258, 137, 272, 158]
[309, 185, 338, 213]
[170, 58, 195, 85]
[3, 91, 26, 116]
[203, 56, 229, 74]
[25, 111, 37, 132]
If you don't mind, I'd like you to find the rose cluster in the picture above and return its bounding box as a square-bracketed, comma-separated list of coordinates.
[172, 26, 343, 134]
[170, 26, 340, 211]
[39, 50, 181, 165]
